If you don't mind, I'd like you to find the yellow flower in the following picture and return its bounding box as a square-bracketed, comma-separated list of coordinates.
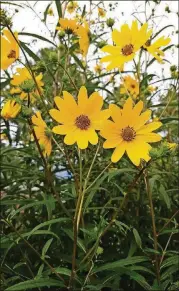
[100, 98, 162, 166]
[67, 1, 78, 14]
[56, 18, 78, 34]
[143, 36, 171, 63]
[47, 7, 54, 16]
[100, 21, 152, 70]
[98, 7, 106, 18]
[32, 112, 52, 157]
[49, 86, 110, 149]
[10, 67, 44, 103]
[1, 100, 21, 120]
[75, 21, 90, 57]
[0, 29, 19, 70]
[120, 75, 139, 98]
[95, 64, 102, 74]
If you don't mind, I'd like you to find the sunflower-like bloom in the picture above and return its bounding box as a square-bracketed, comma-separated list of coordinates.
[100, 21, 152, 70]
[10, 67, 44, 103]
[56, 18, 78, 34]
[0, 29, 19, 70]
[120, 75, 139, 98]
[32, 112, 52, 156]
[100, 98, 162, 166]
[67, 1, 78, 14]
[1, 100, 21, 120]
[143, 36, 171, 63]
[50, 86, 110, 149]
[98, 7, 106, 18]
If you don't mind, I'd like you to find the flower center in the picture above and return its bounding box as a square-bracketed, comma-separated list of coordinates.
[131, 84, 135, 89]
[75, 114, 91, 130]
[121, 126, 136, 141]
[145, 39, 151, 47]
[121, 44, 134, 56]
[7, 50, 16, 59]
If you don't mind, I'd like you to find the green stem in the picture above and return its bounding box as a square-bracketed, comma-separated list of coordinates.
[144, 169, 160, 285]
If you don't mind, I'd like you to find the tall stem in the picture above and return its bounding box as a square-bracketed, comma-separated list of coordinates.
[144, 169, 160, 284]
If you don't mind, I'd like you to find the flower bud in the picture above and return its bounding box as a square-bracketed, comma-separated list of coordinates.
[98, 40, 107, 49]
[58, 30, 65, 39]
[106, 18, 115, 27]
[20, 80, 35, 93]
[170, 65, 177, 72]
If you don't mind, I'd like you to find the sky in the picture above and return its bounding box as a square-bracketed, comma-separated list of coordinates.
[1, 0, 179, 97]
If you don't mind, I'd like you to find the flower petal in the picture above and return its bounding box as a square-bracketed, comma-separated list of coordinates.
[111, 142, 126, 163]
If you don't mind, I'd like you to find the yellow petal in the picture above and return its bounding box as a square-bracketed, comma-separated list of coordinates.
[103, 137, 122, 149]
[137, 121, 162, 134]
[134, 110, 151, 131]
[64, 132, 77, 145]
[109, 104, 122, 124]
[136, 133, 162, 143]
[77, 86, 88, 111]
[111, 142, 126, 163]
[88, 129, 98, 145]
[126, 140, 151, 166]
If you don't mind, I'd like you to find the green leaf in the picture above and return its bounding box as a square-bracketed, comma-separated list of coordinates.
[71, 52, 85, 70]
[20, 41, 40, 62]
[93, 256, 149, 273]
[28, 217, 71, 238]
[42, 238, 53, 259]
[161, 256, 179, 269]
[19, 32, 57, 47]
[130, 271, 151, 290]
[159, 184, 171, 209]
[43, 2, 52, 24]
[55, 0, 62, 18]
[133, 228, 142, 248]
[54, 267, 71, 276]
[0, 79, 10, 89]
[160, 117, 179, 124]
[18, 230, 60, 242]
[62, 228, 86, 253]
[5, 278, 64, 290]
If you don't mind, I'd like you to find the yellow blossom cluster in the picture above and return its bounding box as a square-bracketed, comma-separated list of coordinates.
[0, 14, 173, 166]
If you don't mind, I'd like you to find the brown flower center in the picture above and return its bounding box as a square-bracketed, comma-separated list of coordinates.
[121, 126, 136, 141]
[7, 50, 16, 59]
[75, 114, 91, 130]
[131, 84, 135, 89]
[145, 39, 151, 47]
[121, 44, 134, 56]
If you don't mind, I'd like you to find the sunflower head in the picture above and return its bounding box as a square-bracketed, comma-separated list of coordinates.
[120, 75, 139, 98]
[100, 21, 152, 70]
[100, 98, 162, 166]
[57, 18, 78, 34]
[49, 86, 110, 149]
